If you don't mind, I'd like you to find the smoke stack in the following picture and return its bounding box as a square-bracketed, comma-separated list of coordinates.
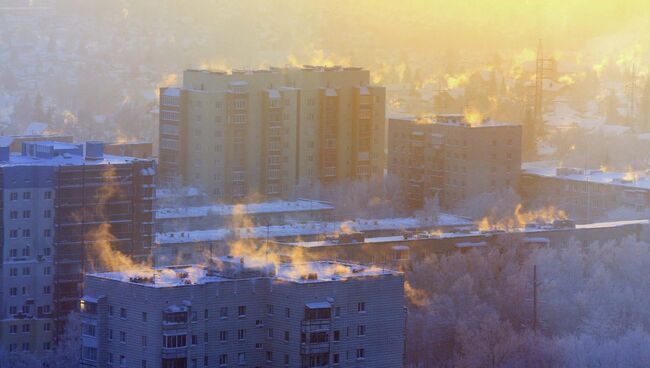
[0, 146, 9, 162]
[85, 141, 104, 160]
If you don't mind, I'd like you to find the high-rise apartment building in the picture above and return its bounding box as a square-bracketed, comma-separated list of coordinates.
[388, 114, 522, 210]
[0, 141, 155, 355]
[159, 66, 386, 202]
[79, 256, 405, 368]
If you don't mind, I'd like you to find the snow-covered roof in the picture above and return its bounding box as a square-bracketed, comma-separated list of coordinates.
[522, 161, 650, 190]
[87, 260, 396, 288]
[276, 219, 649, 248]
[155, 214, 473, 244]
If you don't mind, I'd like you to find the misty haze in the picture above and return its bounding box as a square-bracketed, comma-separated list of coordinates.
[1, 0, 650, 367]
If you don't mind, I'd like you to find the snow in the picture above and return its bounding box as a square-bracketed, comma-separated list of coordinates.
[523, 161, 650, 190]
[88, 260, 395, 287]
[155, 214, 474, 244]
[276, 219, 648, 248]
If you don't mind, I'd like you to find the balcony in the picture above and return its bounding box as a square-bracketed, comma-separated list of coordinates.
[161, 347, 187, 360]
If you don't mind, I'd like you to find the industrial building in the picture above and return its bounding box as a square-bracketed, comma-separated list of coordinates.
[159, 66, 386, 201]
[152, 214, 473, 266]
[521, 162, 650, 222]
[79, 257, 405, 368]
[269, 219, 647, 271]
[155, 199, 335, 233]
[0, 141, 155, 355]
[387, 113, 522, 210]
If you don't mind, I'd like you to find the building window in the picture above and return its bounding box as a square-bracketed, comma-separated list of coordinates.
[163, 334, 187, 348]
[44, 267, 51, 275]
[267, 328, 274, 339]
[43, 323, 51, 332]
[23, 192, 31, 200]
[43, 229, 52, 237]
[284, 331, 290, 342]
[44, 191, 52, 199]
[219, 354, 228, 365]
[9, 210, 17, 219]
[357, 302, 366, 312]
[44, 209, 52, 218]
[22, 210, 30, 218]
[10, 192, 18, 200]
[267, 304, 274, 315]
[265, 351, 273, 362]
[220, 306, 228, 318]
[9, 325, 17, 334]
[255, 343, 263, 350]
[82, 346, 97, 361]
[256, 319, 264, 328]
[82, 323, 95, 337]
[357, 325, 366, 336]
[9, 229, 17, 238]
[238, 305, 246, 317]
[191, 335, 198, 345]
[141, 336, 147, 347]
[285, 307, 291, 318]
[22, 267, 30, 276]
[119, 331, 126, 343]
[22, 229, 30, 238]
[356, 348, 365, 359]
[44, 286, 51, 294]
[334, 330, 340, 341]
[219, 330, 227, 342]
[237, 353, 246, 365]
[10, 287, 17, 296]
[142, 312, 147, 322]
[10, 268, 17, 276]
[237, 329, 246, 341]
[120, 308, 127, 319]
[141, 360, 147, 368]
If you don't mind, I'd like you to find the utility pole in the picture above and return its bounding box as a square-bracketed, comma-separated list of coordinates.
[533, 264, 539, 332]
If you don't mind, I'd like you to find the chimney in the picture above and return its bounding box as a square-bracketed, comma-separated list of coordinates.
[85, 141, 104, 160]
[0, 146, 9, 162]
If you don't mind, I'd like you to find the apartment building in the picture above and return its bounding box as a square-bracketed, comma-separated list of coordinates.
[159, 66, 386, 202]
[0, 141, 155, 355]
[80, 256, 405, 368]
[388, 114, 522, 210]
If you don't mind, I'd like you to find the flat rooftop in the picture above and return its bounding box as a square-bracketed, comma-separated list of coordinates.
[523, 161, 650, 190]
[156, 199, 334, 220]
[0, 141, 151, 167]
[389, 113, 518, 128]
[87, 259, 396, 288]
[275, 219, 649, 248]
[155, 214, 473, 244]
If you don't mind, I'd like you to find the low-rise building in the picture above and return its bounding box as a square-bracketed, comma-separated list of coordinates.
[155, 199, 335, 233]
[152, 214, 473, 266]
[521, 162, 650, 222]
[80, 257, 405, 368]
